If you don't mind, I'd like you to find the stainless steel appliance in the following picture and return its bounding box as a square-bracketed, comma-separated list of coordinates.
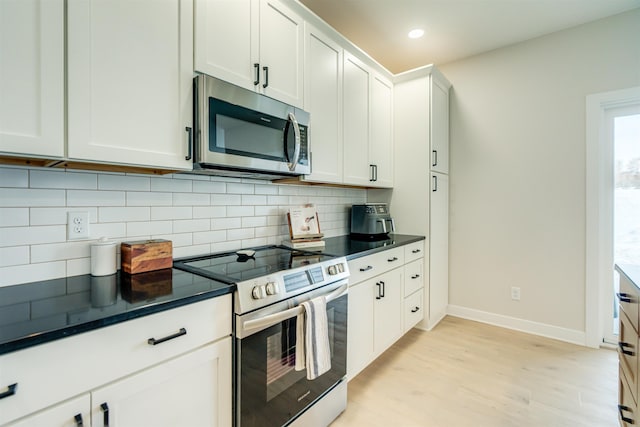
[350, 203, 395, 238]
[191, 74, 311, 179]
[173, 246, 349, 427]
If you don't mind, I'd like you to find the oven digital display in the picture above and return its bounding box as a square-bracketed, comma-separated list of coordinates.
[283, 271, 311, 292]
[308, 266, 324, 283]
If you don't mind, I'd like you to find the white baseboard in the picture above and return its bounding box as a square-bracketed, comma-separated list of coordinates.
[446, 305, 587, 347]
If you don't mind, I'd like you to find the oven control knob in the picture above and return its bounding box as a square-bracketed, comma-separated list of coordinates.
[327, 265, 338, 275]
[265, 282, 278, 296]
[251, 285, 266, 300]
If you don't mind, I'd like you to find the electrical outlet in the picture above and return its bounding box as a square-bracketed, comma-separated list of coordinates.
[67, 211, 89, 240]
[511, 286, 521, 301]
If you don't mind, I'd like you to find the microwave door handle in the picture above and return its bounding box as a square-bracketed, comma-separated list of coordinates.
[287, 112, 301, 171]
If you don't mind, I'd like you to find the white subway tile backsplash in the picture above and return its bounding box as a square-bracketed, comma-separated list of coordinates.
[126, 191, 172, 206]
[67, 190, 125, 207]
[99, 207, 150, 223]
[0, 225, 66, 248]
[151, 206, 192, 220]
[173, 218, 210, 233]
[0, 246, 29, 267]
[30, 170, 97, 190]
[99, 174, 150, 191]
[0, 208, 29, 227]
[173, 192, 210, 206]
[0, 189, 66, 207]
[0, 166, 366, 286]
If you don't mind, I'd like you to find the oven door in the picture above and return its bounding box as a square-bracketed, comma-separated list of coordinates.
[235, 282, 347, 427]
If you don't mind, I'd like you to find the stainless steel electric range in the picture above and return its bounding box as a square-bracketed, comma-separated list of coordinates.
[173, 245, 350, 427]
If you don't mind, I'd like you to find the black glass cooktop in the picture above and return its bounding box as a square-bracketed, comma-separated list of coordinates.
[173, 245, 336, 283]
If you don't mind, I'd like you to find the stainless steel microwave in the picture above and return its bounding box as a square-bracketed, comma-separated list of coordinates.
[191, 74, 310, 179]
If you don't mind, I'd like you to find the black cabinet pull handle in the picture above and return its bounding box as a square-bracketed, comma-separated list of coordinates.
[411, 306, 420, 313]
[411, 274, 420, 279]
[148, 328, 187, 346]
[0, 383, 17, 400]
[360, 265, 373, 272]
[619, 341, 635, 356]
[412, 249, 421, 254]
[101, 402, 109, 427]
[254, 63, 260, 86]
[373, 165, 378, 182]
[185, 127, 193, 161]
[388, 257, 398, 262]
[432, 175, 438, 192]
[380, 280, 385, 298]
[618, 404, 635, 424]
[369, 164, 375, 182]
[432, 150, 437, 167]
[75, 414, 84, 427]
[375, 282, 382, 300]
[262, 66, 269, 88]
[618, 292, 633, 303]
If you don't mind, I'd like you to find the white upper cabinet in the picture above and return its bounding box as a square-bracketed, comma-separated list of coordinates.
[67, 0, 193, 170]
[195, 0, 304, 107]
[0, 0, 64, 158]
[343, 53, 394, 188]
[302, 24, 343, 184]
[431, 79, 449, 174]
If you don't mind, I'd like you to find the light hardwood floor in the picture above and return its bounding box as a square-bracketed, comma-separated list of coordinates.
[332, 316, 618, 427]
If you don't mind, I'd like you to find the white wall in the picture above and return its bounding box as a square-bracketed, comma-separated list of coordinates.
[439, 9, 640, 339]
[0, 166, 365, 287]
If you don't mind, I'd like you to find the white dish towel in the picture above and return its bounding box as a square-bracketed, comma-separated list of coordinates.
[295, 295, 331, 380]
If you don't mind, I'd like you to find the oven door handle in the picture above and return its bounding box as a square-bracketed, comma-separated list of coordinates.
[242, 284, 348, 332]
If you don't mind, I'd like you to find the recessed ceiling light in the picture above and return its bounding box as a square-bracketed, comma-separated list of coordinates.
[408, 29, 424, 39]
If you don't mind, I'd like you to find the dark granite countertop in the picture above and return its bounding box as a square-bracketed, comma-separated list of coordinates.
[0, 234, 424, 356]
[0, 269, 233, 355]
[616, 264, 640, 290]
[322, 233, 425, 260]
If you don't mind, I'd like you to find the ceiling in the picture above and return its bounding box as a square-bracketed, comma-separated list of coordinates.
[298, 0, 640, 74]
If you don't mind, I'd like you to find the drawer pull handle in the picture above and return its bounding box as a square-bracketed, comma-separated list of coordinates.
[376, 282, 382, 300]
[618, 292, 633, 303]
[618, 404, 635, 424]
[411, 274, 420, 279]
[619, 341, 635, 356]
[0, 383, 17, 400]
[75, 414, 84, 427]
[148, 328, 187, 346]
[412, 249, 421, 254]
[101, 402, 109, 427]
[388, 257, 398, 262]
[360, 265, 373, 272]
[411, 306, 420, 313]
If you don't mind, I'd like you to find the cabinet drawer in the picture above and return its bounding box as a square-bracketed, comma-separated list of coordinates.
[403, 289, 424, 333]
[619, 310, 639, 404]
[0, 295, 231, 426]
[620, 366, 638, 427]
[404, 259, 424, 297]
[348, 247, 404, 285]
[620, 274, 639, 333]
[404, 241, 424, 263]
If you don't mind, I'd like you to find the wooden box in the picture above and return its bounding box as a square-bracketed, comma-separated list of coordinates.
[121, 239, 172, 274]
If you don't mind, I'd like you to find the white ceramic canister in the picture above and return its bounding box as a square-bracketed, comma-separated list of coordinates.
[91, 237, 117, 276]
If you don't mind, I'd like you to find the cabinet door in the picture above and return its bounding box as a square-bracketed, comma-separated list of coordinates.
[430, 78, 449, 174]
[429, 172, 449, 326]
[373, 268, 403, 356]
[343, 54, 371, 186]
[347, 279, 375, 380]
[259, 0, 304, 107]
[0, 0, 64, 158]
[6, 394, 89, 427]
[369, 74, 393, 188]
[194, 0, 257, 91]
[91, 337, 232, 427]
[302, 25, 343, 184]
[67, 0, 193, 170]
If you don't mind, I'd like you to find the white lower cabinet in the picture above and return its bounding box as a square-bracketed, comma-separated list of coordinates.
[91, 338, 231, 427]
[346, 242, 424, 380]
[1, 295, 232, 427]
